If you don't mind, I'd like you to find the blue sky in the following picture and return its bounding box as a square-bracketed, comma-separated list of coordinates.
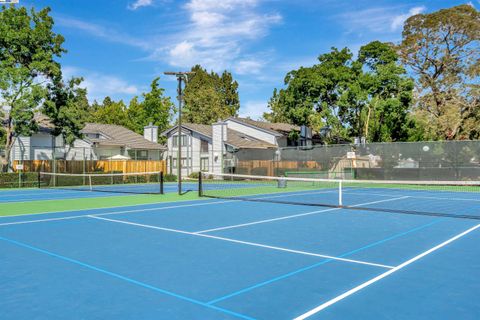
[21, 0, 478, 119]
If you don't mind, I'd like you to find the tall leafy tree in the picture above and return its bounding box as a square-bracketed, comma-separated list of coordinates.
[399, 4, 480, 140]
[43, 77, 90, 145]
[0, 6, 65, 171]
[264, 43, 414, 143]
[126, 77, 175, 142]
[183, 65, 240, 124]
[90, 97, 130, 127]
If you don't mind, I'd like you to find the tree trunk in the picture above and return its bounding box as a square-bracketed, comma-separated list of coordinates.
[2, 120, 15, 173]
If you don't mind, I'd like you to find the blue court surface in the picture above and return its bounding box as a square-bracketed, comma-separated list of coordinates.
[1, 187, 480, 319]
[0, 182, 198, 203]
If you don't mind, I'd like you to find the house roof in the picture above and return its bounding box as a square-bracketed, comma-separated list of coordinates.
[81, 123, 165, 150]
[227, 117, 300, 136]
[166, 123, 277, 149]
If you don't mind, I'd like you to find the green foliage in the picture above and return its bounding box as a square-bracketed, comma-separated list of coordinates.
[0, 6, 65, 170]
[265, 43, 414, 143]
[188, 172, 199, 179]
[89, 78, 174, 143]
[399, 4, 480, 140]
[164, 173, 177, 182]
[90, 97, 130, 127]
[43, 77, 90, 145]
[126, 77, 175, 142]
[183, 65, 240, 124]
[0, 172, 38, 188]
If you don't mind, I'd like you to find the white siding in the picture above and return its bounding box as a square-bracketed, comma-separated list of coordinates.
[12, 136, 31, 161]
[212, 122, 227, 174]
[31, 133, 55, 160]
[165, 128, 214, 176]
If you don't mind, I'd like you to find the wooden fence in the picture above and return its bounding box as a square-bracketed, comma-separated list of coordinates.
[13, 160, 167, 174]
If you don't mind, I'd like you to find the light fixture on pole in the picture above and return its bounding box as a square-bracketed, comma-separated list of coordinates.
[164, 71, 195, 195]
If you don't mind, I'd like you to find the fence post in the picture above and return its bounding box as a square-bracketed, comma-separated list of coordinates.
[198, 171, 203, 197]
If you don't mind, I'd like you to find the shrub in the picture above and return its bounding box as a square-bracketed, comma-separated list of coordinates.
[188, 172, 200, 179]
[164, 174, 177, 182]
[0, 172, 39, 188]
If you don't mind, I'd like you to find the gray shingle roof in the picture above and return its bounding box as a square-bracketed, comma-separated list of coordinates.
[82, 123, 165, 150]
[228, 117, 300, 135]
[170, 123, 276, 149]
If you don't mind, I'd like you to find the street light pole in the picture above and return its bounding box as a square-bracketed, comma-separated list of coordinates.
[164, 71, 195, 195]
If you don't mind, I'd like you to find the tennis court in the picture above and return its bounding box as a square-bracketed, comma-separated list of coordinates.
[1, 172, 480, 319]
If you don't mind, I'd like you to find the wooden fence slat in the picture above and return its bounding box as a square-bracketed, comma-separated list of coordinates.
[13, 160, 167, 174]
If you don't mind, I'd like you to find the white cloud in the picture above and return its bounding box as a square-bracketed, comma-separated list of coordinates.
[128, 0, 153, 10]
[63, 67, 139, 102]
[390, 6, 426, 31]
[55, 16, 150, 50]
[340, 6, 426, 34]
[56, 2, 281, 76]
[239, 101, 269, 120]
[234, 59, 265, 75]
[159, 0, 282, 74]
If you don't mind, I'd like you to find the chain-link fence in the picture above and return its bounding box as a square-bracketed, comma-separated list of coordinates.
[0, 145, 166, 188]
[2, 140, 480, 189]
[278, 140, 480, 181]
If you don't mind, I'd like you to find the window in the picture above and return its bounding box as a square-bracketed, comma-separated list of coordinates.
[200, 139, 209, 153]
[128, 150, 148, 160]
[200, 157, 209, 171]
[172, 157, 188, 168]
[172, 135, 188, 147]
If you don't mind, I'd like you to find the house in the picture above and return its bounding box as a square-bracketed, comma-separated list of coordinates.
[162, 117, 307, 176]
[9, 114, 165, 162]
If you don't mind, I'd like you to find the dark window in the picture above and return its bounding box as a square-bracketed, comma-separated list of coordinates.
[200, 139, 209, 153]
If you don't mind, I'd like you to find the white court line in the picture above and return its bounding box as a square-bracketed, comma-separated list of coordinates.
[0, 200, 236, 226]
[344, 190, 480, 202]
[195, 196, 410, 234]
[89, 215, 394, 269]
[293, 223, 480, 320]
[0, 215, 88, 226]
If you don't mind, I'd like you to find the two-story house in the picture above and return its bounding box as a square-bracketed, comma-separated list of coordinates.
[162, 117, 304, 176]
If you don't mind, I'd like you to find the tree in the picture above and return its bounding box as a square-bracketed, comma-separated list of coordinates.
[264, 43, 415, 143]
[0, 6, 65, 171]
[399, 4, 480, 140]
[355, 41, 414, 142]
[126, 77, 175, 142]
[183, 65, 240, 124]
[90, 97, 130, 127]
[43, 77, 90, 145]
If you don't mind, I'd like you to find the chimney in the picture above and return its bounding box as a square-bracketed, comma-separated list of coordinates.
[212, 121, 227, 174]
[144, 123, 158, 143]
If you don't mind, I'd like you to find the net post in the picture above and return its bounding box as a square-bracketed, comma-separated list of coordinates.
[198, 171, 203, 197]
[338, 180, 343, 206]
[37, 171, 41, 189]
[88, 175, 92, 191]
[159, 171, 164, 194]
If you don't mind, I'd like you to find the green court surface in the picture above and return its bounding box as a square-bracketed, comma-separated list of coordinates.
[0, 192, 200, 217]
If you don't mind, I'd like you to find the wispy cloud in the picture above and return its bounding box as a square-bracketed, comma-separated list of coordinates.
[390, 6, 426, 31]
[128, 0, 153, 11]
[339, 5, 426, 34]
[156, 0, 282, 74]
[56, 1, 281, 76]
[55, 16, 150, 50]
[63, 67, 139, 102]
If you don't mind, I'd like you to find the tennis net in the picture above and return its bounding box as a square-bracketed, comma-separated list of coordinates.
[199, 172, 480, 220]
[39, 171, 164, 195]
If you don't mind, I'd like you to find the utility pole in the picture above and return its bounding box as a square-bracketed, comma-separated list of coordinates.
[164, 71, 195, 195]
